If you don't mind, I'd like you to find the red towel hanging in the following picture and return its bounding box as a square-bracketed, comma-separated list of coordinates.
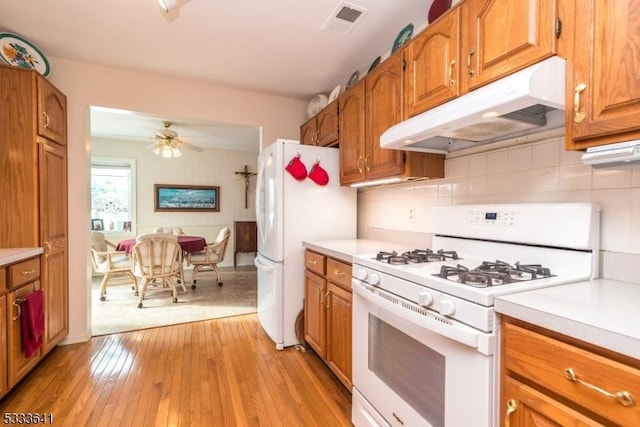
[20, 289, 45, 358]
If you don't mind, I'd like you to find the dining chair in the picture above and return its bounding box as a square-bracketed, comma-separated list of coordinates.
[131, 233, 183, 308]
[90, 231, 138, 301]
[186, 227, 231, 288]
[153, 226, 185, 236]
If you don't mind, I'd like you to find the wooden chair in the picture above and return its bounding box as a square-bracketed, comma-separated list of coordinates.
[153, 226, 185, 235]
[90, 231, 138, 301]
[186, 227, 231, 288]
[131, 233, 183, 308]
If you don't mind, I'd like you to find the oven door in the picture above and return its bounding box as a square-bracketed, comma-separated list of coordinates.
[352, 279, 494, 427]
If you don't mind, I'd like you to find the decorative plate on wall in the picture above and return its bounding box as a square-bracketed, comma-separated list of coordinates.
[392, 23, 414, 53]
[306, 94, 328, 118]
[328, 85, 341, 103]
[0, 32, 50, 77]
[346, 71, 360, 89]
[428, 0, 453, 23]
[367, 56, 381, 74]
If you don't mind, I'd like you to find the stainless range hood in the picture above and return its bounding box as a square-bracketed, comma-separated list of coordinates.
[381, 56, 567, 154]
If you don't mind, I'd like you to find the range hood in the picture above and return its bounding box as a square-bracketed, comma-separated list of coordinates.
[581, 140, 640, 168]
[381, 56, 567, 154]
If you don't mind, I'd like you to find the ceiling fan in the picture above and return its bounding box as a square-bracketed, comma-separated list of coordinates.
[149, 121, 202, 158]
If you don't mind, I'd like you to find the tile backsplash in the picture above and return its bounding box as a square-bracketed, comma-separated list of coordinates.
[358, 136, 640, 282]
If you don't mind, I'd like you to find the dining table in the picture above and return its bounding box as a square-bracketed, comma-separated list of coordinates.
[116, 235, 207, 255]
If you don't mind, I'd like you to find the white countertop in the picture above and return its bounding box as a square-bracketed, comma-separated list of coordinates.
[0, 247, 43, 267]
[495, 279, 640, 360]
[302, 239, 412, 264]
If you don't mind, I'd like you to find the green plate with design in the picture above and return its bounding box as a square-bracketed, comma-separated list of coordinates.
[392, 23, 414, 53]
[0, 32, 50, 77]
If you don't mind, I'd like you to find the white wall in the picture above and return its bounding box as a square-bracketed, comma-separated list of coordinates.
[92, 137, 258, 266]
[45, 57, 307, 345]
[358, 135, 640, 282]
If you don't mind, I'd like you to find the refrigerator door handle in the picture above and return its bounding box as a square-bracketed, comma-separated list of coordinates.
[254, 256, 274, 272]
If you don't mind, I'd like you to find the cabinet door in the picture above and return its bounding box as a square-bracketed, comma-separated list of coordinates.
[316, 101, 339, 146]
[567, 0, 640, 149]
[7, 281, 41, 387]
[405, 8, 461, 118]
[502, 377, 603, 426]
[300, 117, 317, 146]
[304, 270, 326, 357]
[0, 294, 6, 399]
[39, 138, 68, 353]
[464, 0, 558, 90]
[325, 282, 352, 390]
[339, 80, 366, 185]
[37, 77, 67, 146]
[365, 53, 405, 180]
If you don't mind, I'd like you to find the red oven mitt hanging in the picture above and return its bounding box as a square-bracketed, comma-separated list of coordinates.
[285, 154, 308, 180]
[308, 161, 329, 185]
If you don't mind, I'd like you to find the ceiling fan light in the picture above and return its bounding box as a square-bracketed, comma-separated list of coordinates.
[157, 0, 178, 13]
[153, 144, 182, 158]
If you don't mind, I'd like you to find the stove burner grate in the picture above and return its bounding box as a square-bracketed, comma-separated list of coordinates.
[434, 260, 554, 287]
[375, 249, 460, 264]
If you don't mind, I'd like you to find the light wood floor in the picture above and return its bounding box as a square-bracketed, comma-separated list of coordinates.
[0, 314, 352, 426]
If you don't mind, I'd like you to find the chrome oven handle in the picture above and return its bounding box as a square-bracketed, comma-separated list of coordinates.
[352, 279, 484, 351]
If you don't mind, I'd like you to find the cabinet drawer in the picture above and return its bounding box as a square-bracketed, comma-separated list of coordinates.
[8, 258, 40, 289]
[504, 322, 640, 426]
[0, 268, 5, 292]
[305, 251, 325, 275]
[326, 258, 351, 289]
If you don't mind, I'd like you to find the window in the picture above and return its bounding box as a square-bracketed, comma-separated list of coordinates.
[91, 157, 136, 233]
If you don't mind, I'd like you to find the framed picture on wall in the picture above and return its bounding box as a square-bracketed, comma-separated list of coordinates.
[154, 184, 220, 212]
[91, 218, 104, 231]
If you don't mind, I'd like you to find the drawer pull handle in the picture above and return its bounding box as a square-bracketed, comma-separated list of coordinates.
[467, 48, 476, 77]
[334, 270, 346, 278]
[43, 111, 50, 129]
[448, 60, 456, 87]
[505, 399, 517, 427]
[12, 301, 22, 321]
[563, 368, 636, 407]
[21, 268, 35, 276]
[308, 259, 317, 265]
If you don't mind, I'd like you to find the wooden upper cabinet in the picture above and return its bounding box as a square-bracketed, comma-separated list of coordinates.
[37, 78, 67, 146]
[405, 8, 461, 118]
[300, 117, 316, 146]
[567, 0, 640, 150]
[300, 101, 339, 147]
[463, 0, 558, 91]
[316, 101, 339, 146]
[339, 80, 366, 185]
[365, 52, 406, 180]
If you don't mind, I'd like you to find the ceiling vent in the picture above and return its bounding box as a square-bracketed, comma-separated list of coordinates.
[322, 2, 368, 37]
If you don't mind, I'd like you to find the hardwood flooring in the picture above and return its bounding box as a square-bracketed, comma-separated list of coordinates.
[0, 314, 352, 426]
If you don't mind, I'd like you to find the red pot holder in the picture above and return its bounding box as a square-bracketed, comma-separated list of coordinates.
[285, 154, 308, 180]
[308, 161, 329, 186]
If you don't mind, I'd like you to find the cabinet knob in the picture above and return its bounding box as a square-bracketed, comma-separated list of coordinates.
[573, 83, 587, 123]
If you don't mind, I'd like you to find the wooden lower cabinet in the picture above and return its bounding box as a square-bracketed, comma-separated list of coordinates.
[303, 250, 352, 390]
[0, 293, 6, 399]
[501, 317, 640, 426]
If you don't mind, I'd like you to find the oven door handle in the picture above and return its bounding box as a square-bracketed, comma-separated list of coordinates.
[353, 280, 481, 349]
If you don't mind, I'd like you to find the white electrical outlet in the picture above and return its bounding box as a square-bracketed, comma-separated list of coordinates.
[408, 208, 415, 223]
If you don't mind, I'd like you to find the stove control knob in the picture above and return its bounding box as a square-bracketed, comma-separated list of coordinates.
[355, 269, 368, 281]
[418, 292, 434, 307]
[439, 300, 456, 316]
[368, 273, 380, 285]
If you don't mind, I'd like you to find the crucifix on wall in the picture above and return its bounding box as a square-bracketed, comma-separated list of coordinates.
[235, 165, 257, 209]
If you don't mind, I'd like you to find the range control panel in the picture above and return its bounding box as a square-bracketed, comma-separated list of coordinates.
[467, 210, 518, 226]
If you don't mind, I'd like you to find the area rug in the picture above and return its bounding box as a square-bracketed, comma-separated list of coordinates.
[91, 266, 257, 336]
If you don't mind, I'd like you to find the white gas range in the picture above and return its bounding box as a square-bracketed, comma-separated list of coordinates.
[351, 203, 600, 427]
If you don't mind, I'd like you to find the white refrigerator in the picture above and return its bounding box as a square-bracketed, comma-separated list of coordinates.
[254, 139, 356, 349]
